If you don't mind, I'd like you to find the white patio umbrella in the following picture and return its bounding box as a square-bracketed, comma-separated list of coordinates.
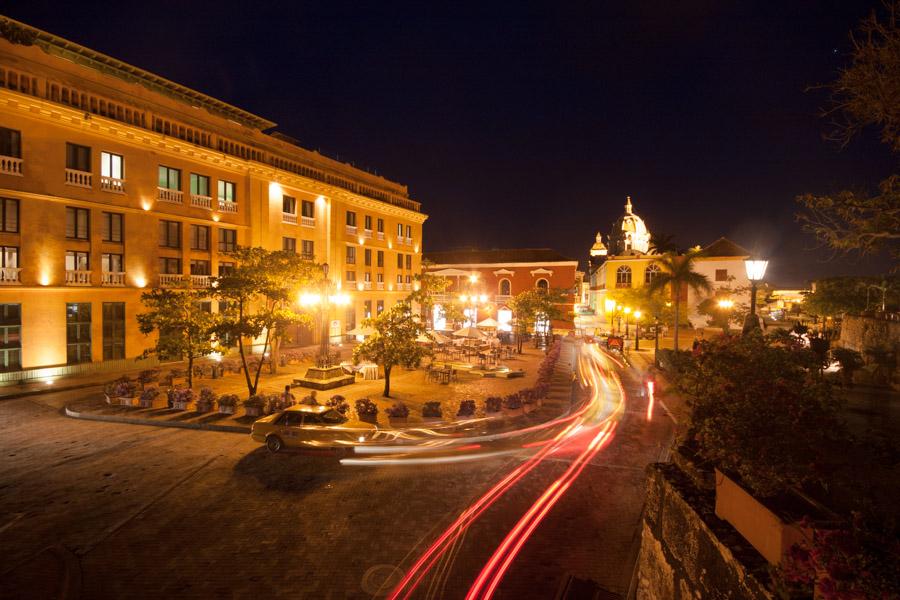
[346, 326, 375, 337]
[428, 331, 452, 344]
[415, 333, 434, 343]
[453, 326, 486, 339]
[477, 318, 499, 329]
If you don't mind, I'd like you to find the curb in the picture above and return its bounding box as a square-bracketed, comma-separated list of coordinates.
[64, 406, 251, 434]
[0, 380, 104, 401]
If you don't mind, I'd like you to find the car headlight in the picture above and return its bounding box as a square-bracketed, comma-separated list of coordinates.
[357, 435, 366, 443]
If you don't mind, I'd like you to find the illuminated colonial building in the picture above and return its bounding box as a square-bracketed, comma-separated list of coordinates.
[0, 17, 425, 378]
[424, 248, 580, 333]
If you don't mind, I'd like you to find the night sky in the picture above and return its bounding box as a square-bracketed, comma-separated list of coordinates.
[8, 1, 897, 286]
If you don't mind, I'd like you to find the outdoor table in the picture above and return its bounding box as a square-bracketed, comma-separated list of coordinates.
[359, 364, 379, 380]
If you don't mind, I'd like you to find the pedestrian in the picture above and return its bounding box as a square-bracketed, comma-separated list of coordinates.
[283, 384, 295, 407]
[300, 389, 318, 405]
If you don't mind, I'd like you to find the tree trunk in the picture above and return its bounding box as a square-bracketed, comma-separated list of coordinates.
[187, 354, 194, 389]
[673, 296, 681, 352]
[269, 334, 280, 375]
[383, 365, 391, 398]
[237, 301, 254, 396]
[252, 327, 272, 395]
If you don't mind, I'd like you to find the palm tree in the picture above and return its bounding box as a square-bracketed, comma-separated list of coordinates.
[647, 250, 712, 351]
[649, 233, 680, 254]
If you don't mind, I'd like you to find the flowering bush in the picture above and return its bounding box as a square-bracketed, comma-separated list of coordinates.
[485, 396, 502, 412]
[198, 387, 217, 405]
[457, 399, 476, 417]
[386, 402, 410, 418]
[502, 393, 522, 410]
[243, 395, 266, 408]
[355, 398, 378, 418]
[422, 401, 442, 418]
[140, 386, 159, 403]
[138, 369, 160, 386]
[217, 394, 239, 408]
[327, 394, 349, 414]
[171, 388, 195, 405]
[113, 380, 136, 398]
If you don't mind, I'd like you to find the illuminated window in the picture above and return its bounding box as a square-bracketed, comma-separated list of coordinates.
[0, 246, 17, 269]
[397, 223, 403, 237]
[364, 300, 372, 318]
[100, 151, 123, 179]
[499, 279, 511, 296]
[377, 300, 384, 315]
[217, 180, 236, 203]
[65, 251, 89, 271]
[190, 173, 210, 196]
[101, 253, 123, 273]
[66, 303, 92, 364]
[158, 165, 181, 190]
[615, 266, 632, 288]
[644, 264, 661, 285]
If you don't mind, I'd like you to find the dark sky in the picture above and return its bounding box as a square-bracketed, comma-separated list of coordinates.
[8, 1, 897, 286]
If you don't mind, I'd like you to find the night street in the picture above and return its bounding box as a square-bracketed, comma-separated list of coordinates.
[0, 346, 672, 599]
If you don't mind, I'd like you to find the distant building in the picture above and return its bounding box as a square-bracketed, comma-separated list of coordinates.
[686, 237, 751, 328]
[424, 248, 580, 333]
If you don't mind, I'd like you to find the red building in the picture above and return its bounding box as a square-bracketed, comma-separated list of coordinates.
[424, 248, 581, 333]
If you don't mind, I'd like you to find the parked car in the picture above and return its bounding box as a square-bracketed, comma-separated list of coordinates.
[251, 404, 378, 453]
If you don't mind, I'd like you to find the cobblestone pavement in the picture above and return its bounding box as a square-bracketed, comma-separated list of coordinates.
[0, 344, 673, 600]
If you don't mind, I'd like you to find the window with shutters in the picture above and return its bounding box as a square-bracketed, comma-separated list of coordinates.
[101, 212, 123, 242]
[282, 237, 296, 253]
[102, 302, 125, 360]
[158, 165, 181, 190]
[66, 143, 91, 172]
[66, 207, 89, 239]
[159, 220, 181, 248]
[301, 240, 314, 259]
[0, 198, 18, 233]
[159, 257, 181, 274]
[0, 127, 21, 158]
[218, 228, 237, 252]
[190, 224, 210, 250]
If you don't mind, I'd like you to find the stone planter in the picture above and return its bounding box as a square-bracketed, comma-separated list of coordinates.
[388, 417, 408, 427]
[139, 397, 155, 408]
[195, 401, 213, 414]
[173, 400, 191, 411]
[244, 405, 263, 418]
[502, 406, 524, 417]
[421, 416, 442, 425]
[358, 413, 378, 424]
[218, 405, 235, 415]
[714, 469, 812, 566]
[117, 396, 134, 407]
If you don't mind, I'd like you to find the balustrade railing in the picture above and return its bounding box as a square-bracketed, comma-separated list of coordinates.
[158, 187, 183, 204]
[101, 271, 126, 286]
[65, 169, 92, 188]
[100, 176, 125, 193]
[0, 156, 23, 176]
[65, 270, 92, 285]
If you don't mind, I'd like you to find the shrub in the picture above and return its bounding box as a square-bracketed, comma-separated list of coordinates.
[457, 399, 476, 417]
[263, 393, 283, 412]
[502, 393, 522, 410]
[171, 388, 195, 404]
[113, 381, 136, 398]
[386, 402, 410, 418]
[485, 396, 502, 412]
[327, 394, 349, 414]
[422, 401, 442, 418]
[831, 347, 864, 384]
[217, 394, 239, 408]
[355, 398, 378, 417]
[243, 395, 265, 408]
[140, 386, 160, 403]
[198, 387, 217, 405]
[137, 369, 160, 386]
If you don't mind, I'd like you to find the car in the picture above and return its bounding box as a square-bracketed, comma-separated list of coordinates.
[251, 404, 378, 453]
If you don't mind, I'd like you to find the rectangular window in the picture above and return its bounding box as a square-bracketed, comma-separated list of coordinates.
[377, 251, 384, 267]
[218, 228, 237, 252]
[364, 272, 372, 282]
[159, 257, 181, 274]
[397, 274, 403, 284]
[66, 207, 90, 239]
[364, 215, 372, 230]
[345, 307, 356, 333]
[65, 250, 90, 271]
[218, 262, 235, 277]
[0, 198, 18, 233]
[101, 212, 123, 242]
[100, 151, 124, 179]
[346, 270, 356, 282]
[158, 165, 181, 190]
[66, 302, 92, 364]
[406, 225, 412, 239]
[101, 253, 123, 273]
[0, 246, 17, 268]
[217, 180, 235, 202]
[364, 300, 372, 318]
[715, 269, 728, 282]
[282, 195, 296, 214]
[282, 237, 296, 253]
[301, 240, 314, 259]
[190, 224, 210, 250]
[406, 255, 412, 270]
[0, 304, 22, 371]
[397, 223, 403, 237]
[397, 253, 403, 269]
[377, 218, 384, 233]
[0, 127, 21, 158]
[377, 300, 384, 315]
[198, 301, 212, 313]
[377, 273, 384, 283]
[66, 143, 91, 172]
[301, 200, 314, 218]
[159, 220, 181, 248]
[190, 173, 210, 196]
[102, 302, 125, 360]
[190, 260, 210, 275]
[364, 248, 372, 266]
[406, 274, 412, 284]
[346, 246, 356, 265]
[346, 211, 356, 226]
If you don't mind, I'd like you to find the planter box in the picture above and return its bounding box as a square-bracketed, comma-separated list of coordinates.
[139, 398, 155, 408]
[456, 413, 477, 420]
[244, 405, 263, 417]
[421, 416, 442, 424]
[195, 401, 213, 414]
[173, 400, 191, 411]
[502, 406, 524, 417]
[714, 469, 811, 566]
[388, 417, 408, 427]
[117, 397, 134, 407]
[218, 405, 235, 415]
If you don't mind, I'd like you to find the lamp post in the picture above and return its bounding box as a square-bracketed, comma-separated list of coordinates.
[299, 263, 351, 368]
[743, 259, 768, 335]
[623, 306, 632, 338]
[634, 310, 642, 351]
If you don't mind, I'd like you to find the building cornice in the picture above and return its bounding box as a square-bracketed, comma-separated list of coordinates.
[428, 261, 578, 269]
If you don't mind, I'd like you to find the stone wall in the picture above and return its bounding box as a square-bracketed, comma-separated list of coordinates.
[840, 314, 900, 356]
[636, 464, 774, 600]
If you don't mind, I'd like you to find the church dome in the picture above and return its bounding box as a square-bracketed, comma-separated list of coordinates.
[609, 196, 651, 255]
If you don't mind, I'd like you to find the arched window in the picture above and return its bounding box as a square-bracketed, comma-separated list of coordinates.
[644, 263, 661, 285]
[536, 278, 549, 291]
[616, 266, 632, 288]
[499, 279, 511, 296]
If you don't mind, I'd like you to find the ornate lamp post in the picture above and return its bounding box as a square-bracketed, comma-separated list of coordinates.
[743, 259, 768, 334]
[296, 263, 353, 389]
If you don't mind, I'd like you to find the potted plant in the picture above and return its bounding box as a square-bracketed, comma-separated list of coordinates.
[113, 380, 136, 406]
[217, 393, 239, 415]
[422, 401, 442, 423]
[502, 393, 523, 417]
[456, 399, 476, 419]
[386, 402, 410, 425]
[137, 369, 160, 389]
[171, 388, 195, 411]
[195, 387, 216, 413]
[521, 390, 538, 414]
[327, 394, 349, 415]
[485, 396, 502, 414]
[139, 386, 159, 408]
[243, 395, 266, 417]
[355, 398, 379, 423]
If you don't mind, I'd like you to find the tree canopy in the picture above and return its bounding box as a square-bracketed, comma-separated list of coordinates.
[353, 301, 429, 397]
[647, 251, 712, 350]
[509, 288, 566, 353]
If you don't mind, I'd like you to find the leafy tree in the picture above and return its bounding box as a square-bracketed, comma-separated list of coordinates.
[407, 269, 455, 327]
[647, 251, 712, 350]
[605, 286, 674, 328]
[797, 3, 900, 268]
[803, 277, 871, 324]
[353, 301, 429, 397]
[212, 247, 319, 396]
[509, 289, 565, 353]
[696, 286, 750, 334]
[137, 286, 217, 389]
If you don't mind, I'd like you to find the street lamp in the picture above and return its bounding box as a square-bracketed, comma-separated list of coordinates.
[634, 310, 642, 351]
[743, 259, 768, 334]
[299, 263, 351, 368]
[623, 306, 632, 338]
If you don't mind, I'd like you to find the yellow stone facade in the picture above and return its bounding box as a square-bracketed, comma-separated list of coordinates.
[0, 18, 426, 373]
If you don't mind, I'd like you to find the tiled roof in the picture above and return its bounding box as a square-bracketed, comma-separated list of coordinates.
[702, 237, 750, 258]
[425, 248, 577, 265]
